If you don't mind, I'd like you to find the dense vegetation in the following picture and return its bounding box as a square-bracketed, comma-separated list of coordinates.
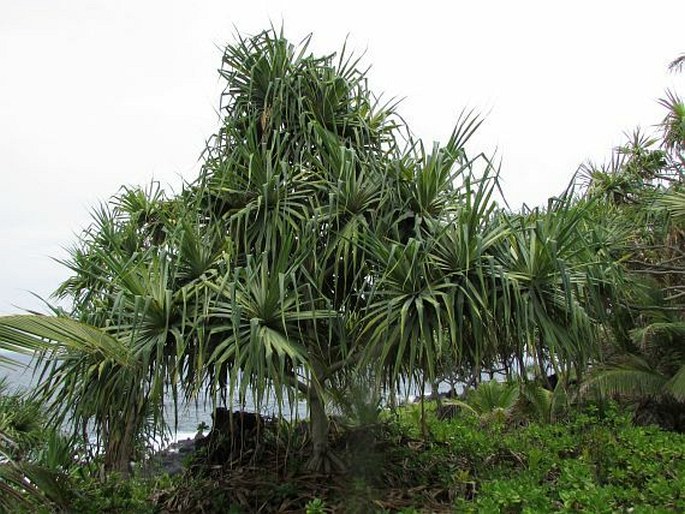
[2, 385, 684, 512]
[1, 31, 684, 512]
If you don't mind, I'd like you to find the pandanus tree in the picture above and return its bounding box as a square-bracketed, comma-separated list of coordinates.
[0, 28, 615, 474]
[184, 29, 411, 470]
[185, 30, 517, 468]
[0, 187, 228, 476]
[1, 29, 427, 471]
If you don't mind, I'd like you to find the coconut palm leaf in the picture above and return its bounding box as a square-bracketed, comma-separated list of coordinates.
[664, 364, 685, 401]
[661, 190, 685, 221]
[584, 354, 668, 399]
[0, 316, 128, 365]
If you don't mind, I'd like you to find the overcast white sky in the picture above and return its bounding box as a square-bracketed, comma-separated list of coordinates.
[1, 0, 684, 314]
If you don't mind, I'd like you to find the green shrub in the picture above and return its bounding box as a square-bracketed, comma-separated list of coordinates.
[67, 474, 164, 514]
[415, 401, 685, 512]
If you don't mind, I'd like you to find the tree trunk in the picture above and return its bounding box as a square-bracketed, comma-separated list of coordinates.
[306, 385, 330, 471]
[104, 407, 137, 478]
[420, 381, 428, 438]
[305, 365, 343, 473]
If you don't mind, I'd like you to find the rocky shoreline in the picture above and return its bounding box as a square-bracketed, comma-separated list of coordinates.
[142, 437, 197, 477]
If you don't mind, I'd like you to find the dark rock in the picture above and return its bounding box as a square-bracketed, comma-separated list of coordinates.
[194, 408, 265, 465]
[143, 438, 196, 477]
[543, 373, 559, 391]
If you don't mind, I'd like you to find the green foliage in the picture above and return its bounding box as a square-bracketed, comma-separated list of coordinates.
[444, 380, 520, 426]
[66, 474, 167, 514]
[0, 381, 44, 461]
[0, 381, 79, 512]
[438, 378, 573, 429]
[0, 315, 167, 476]
[304, 497, 327, 514]
[417, 404, 684, 513]
[5, 401, 670, 513]
[573, 63, 685, 429]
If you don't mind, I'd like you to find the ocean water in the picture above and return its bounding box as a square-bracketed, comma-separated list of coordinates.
[1, 350, 478, 446]
[0, 351, 40, 390]
[0, 350, 308, 443]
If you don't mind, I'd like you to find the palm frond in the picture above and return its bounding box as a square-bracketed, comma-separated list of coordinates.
[584, 355, 667, 399]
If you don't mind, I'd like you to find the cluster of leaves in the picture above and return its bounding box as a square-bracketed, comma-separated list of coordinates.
[0, 379, 79, 513]
[0, 375, 177, 514]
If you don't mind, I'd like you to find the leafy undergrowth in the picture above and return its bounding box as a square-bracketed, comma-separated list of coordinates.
[141, 403, 685, 513]
[423, 404, 685, 513]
